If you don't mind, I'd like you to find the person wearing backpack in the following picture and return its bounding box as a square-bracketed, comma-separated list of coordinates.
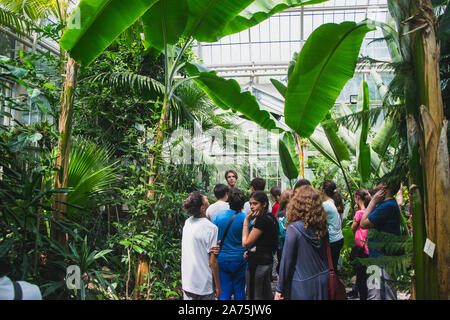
[242, 191, 279, 300]
[212, 188, 247, 300]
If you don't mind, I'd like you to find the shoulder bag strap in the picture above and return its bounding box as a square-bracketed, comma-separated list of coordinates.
[13, 281, 23, 300]
[220, 211, 238, 248]
[325, 239, 334, 272]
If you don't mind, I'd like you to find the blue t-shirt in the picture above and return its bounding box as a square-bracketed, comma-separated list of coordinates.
[367, 199, 401, 257]
[213, 209, 247, 262]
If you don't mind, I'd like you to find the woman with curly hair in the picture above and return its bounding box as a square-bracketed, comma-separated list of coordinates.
[275, 185, 330, 300]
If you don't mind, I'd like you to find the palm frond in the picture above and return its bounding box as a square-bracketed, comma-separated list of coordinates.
[332, 104, 404, 131]
[87, 72, 165, 101]
[0, 6, 34, 35]
[66, 137, 118, 217]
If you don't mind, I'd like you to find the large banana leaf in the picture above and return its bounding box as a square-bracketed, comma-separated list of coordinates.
[337, 126, 388, 176]
[321, 113, 350, 162]
[59, 0, 159, 66]
[357, 81, 371, 184]
[278, 138, 299, 181]
[185, 62, 281, 131]
[284, 21, 375, 138]
[182, 0, 254, 42]
[282, 131, 300, 171]
[370, 70, 397, 156]
[141, 0, 188, 51]
[216, 0, 329, 39]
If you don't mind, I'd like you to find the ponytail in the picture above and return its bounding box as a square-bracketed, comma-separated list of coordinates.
[322, 180, 344, 214]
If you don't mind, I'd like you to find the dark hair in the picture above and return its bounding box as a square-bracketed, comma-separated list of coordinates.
[225, 170, 238, 180]
[228, 188, 246, 212]
[249, 190, 269, 215]
[294, 178, 311, 191]
[0, 259, 11, 277]
[270, 186, 281, 203]
[278, 189, 293, 212]
[213, 183, 229, 199]
[250, 177, 266, 191]
[355, 189, 371, 208]
[321, 180, 344, 214]
[368, 188, 376, 196]
[182, 191, 204, 218]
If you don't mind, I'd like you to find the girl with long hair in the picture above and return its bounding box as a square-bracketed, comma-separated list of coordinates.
[350, 189, 371, 300]
[242, 191, 279, 300]
[321, 180, 344, 273]
[275, 185, 330, 300]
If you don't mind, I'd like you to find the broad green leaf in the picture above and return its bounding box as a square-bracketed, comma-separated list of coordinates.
[337, 126, 388, 175]
[60, 0, 158, 66]
[309, 129, 340, 166]
[322, 114, 350, 162]
[357, 81, 371, 184]
[217, 0, 329, 39]
[282, 131, 300, 171]
[270, 78, 287, 98]
[185, 62, 281, 131]
[285, 21, 375, 138]
[370, 70, 397, 156]
[182, 0, 254, 42]
[278, 138, 299, 180]
[141, 0, 188, 51]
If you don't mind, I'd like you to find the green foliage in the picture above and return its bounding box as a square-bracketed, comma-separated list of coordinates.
[356, 229, 413, 292]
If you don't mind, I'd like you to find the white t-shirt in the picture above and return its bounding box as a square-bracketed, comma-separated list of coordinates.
[0, 276, 42, 300]
[181, 216, 218, 295]
[206, 200, 229, 221]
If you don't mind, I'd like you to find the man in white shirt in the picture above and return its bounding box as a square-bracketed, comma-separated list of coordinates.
[181, 191, 221, 300]
[206, 184, 230, 221]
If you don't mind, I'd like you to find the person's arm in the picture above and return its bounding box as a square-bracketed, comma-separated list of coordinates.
[209, 252, 221, 299]
[351, 220, 359, 233]
[242, 214, 263, 248]
[360, 188, 385, 229]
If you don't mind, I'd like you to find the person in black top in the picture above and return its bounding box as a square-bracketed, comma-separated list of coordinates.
[242, 191, 279, 300]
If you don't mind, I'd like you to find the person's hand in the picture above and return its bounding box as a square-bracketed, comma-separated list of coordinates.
[210, 244, 221, 255]
[243, 251, 248, 260]
[274, 291, 284, 300]
[372, 187, 386, 204]
[354, 203, 360, 212]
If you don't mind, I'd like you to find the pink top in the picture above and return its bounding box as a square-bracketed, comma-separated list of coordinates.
[354, 209, 369, 255]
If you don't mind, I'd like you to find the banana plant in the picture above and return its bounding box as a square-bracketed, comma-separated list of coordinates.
[356, 80, 371, 185]
[278, 132, 299, 188]
[60, 0, 339, 299]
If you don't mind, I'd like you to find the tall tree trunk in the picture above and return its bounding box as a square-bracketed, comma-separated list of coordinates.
[391, 0, 449, 299]
[51, 56, 79, 248]
[133, 99, 171, 299]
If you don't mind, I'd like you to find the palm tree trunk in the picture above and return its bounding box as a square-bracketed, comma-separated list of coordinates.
[51, 56, 79, 248]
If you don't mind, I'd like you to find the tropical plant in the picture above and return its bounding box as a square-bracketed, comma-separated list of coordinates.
[65, 137, 118, 219]
[59, 0, 339, 298]
[385, 0, 449, 299]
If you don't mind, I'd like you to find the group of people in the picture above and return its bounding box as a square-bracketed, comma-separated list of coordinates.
[181, 169, 403, 300]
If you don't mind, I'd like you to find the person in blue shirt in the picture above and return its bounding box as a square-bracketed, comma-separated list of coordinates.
[212, 188, 247, 300]
[360, 182, 401, 300]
